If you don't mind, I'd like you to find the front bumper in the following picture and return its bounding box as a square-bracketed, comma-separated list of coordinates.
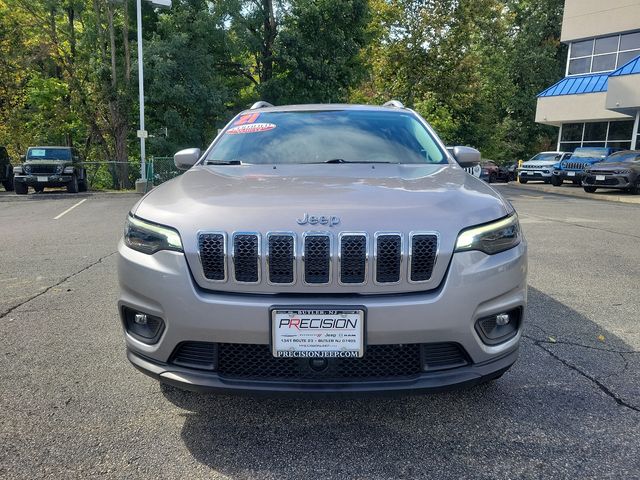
[14, 174, 73, 187]
[582, 173, 634, 189]
[518, 170, 552, 180]
[117, 239, 527, 393]
[553, 170, 583, 182]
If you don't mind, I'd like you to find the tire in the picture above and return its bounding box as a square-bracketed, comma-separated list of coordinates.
[489, 173, 497, 184]
[14, 181, 27, 195]
[2, 180, 13, 191]
[551, 176, 563, 187]
[34, 185, 45, 193]
[583, 186, 597, 193]
[67, 175, 79, 193]
[519, 178, 528, 184]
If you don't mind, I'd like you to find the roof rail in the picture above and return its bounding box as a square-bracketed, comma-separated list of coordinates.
[250, 101, 274, 110]
[383, 100, 405, 108]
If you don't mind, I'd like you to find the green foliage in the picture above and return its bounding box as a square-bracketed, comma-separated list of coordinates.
[0, 0, 567, 178]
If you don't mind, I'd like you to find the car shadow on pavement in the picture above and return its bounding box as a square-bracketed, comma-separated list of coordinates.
[161, 287, 639, 479]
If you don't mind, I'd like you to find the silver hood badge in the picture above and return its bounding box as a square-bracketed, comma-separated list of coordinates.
[297, 213, 340, 227]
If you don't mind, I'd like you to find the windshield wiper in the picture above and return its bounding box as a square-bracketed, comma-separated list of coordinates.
[205, 160, 244, 165]
[321, 158, 395, 164]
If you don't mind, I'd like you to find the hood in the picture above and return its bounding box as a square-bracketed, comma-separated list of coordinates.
[589, 162, 634, 171]
[521, 160, 557, 167]
[134, 163, 510, 294]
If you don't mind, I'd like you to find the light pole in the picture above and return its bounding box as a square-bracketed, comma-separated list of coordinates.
[135, 0, 171, 192]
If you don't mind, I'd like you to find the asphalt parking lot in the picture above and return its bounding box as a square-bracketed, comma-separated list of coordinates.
[1, 185, 639, 479]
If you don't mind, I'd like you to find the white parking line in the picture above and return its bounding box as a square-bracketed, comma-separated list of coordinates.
[53, 199, 87, 220]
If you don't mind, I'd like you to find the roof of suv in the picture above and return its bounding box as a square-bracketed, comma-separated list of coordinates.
[240, 104, 409, 114]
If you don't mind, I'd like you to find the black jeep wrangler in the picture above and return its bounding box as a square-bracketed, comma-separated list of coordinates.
[0, 146, 14, 191]
[13, 146, 88, 194]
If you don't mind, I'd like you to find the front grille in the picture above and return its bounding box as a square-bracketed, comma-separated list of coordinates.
[233, 234, 260, 283]
[304, 235, 331, 284]
[268, 234, 295, 284]
[184, 342, 470, 381]
[563, 162, 588, 170]
[199, 233, 226, 281]
[197, 231, 440, 288]
[340, 234, 367, 284]
[376, 234, 402, 283]
[27, 164, 59, 174]
[585, 176, 619, 185]
[410, 234, 438, 282]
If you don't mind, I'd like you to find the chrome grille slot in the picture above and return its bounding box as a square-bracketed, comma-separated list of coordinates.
[410, 234, 438, 282]
[232, 233, 260, 283]
[268, 234, 295, 284]
[340, 234, 367, 284]
[375, 234, 402, 284]
[198, 233, 226, 281]
[304, 234, 331, 284]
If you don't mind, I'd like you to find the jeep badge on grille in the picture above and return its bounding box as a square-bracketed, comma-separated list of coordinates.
[296, 213, 340, 227]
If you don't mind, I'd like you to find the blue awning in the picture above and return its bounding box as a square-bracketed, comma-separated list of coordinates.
[538, 54, 640, 98]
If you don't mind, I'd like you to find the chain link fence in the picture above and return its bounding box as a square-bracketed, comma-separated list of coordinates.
[83, 157, 182, 191]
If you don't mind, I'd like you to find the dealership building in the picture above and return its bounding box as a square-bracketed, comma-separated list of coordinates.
[535, 0, 640, 152]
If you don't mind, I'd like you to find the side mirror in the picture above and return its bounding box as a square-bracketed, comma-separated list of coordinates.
[450, 146, 481, 168]
[174, 148, 201, 170]
[20, 155, 26, 162]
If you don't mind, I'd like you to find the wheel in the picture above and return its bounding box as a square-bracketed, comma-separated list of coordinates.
[519, 178, 528, 184]
[489, 173, 497, 183]
[67, 175, 79, 193]
[2, 180, 13, 191]
[583, 186, 597, 193]
[629, 181, 639, 195]
[14, 181, 27, 195]
[551, 176, 562, 187]
[34, 185, 45, 193]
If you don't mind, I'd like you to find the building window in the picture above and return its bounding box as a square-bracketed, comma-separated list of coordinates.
[568, 31, 640, 75]
[559, 121, 635, 152]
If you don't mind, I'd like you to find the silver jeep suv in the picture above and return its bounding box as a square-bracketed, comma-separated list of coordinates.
[118, 102, 527, 394]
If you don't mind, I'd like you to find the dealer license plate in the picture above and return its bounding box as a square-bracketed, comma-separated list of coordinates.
[37, 176, 48, 182]
[596, 175, 606, 181]
[272, 309, 364, 358]
[567, 171, 576, 177]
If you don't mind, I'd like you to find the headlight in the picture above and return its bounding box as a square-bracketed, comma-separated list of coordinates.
[615, 169, 630, 174]
[124, 215, 183, 254]
[63, 166, 74, 174]
[455, 214, 521, 255]
[14, 165, 23, 174]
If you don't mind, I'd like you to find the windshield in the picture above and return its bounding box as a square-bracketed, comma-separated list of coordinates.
[26, 148, 72, 161]
[530, 153, 560, 162]
[571, 148, 608, 158]
[205, 110, 447, 165]
[604, 152, 639, 163]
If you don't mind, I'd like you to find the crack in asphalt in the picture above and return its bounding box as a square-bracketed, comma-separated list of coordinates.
[527, 338, 640, 413]
[0, 252, 117, 320]
[523, 334, 640, 354]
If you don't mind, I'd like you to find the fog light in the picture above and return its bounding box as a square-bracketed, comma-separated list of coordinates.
[122, 307, 165, 344]
[475, 308, 522, 346]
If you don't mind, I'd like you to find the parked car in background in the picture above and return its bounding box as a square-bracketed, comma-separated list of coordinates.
[551, 147, 618, 186]
[480, 160, 511, 183]
[518, 151, 571, 184]
[13, 146, 88, 195]
[0, 146, 14, 191]
[506, 162, 518, 182]
[582, 150, 640, 194]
